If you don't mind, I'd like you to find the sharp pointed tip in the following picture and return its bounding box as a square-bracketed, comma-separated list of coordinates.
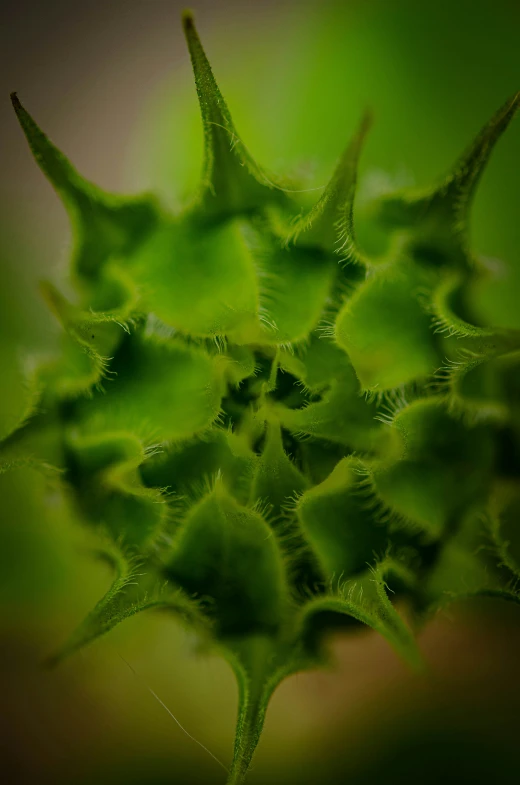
[491, 90, 520, 132]
[10, 92, 36, 136]
[38, 279, 54, 298]
[499, 90, 520, 120]
[361, 106, 374, 131]
[355, 109, 374, 148]
[182, 9, 210, 79]
[39, 280, 67, 319]
[509, 90, 520, 111]
[182, 9, 197, 41]
[10, 91, 22, 113]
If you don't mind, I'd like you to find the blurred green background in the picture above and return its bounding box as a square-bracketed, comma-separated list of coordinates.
[1, 1, 519, 783]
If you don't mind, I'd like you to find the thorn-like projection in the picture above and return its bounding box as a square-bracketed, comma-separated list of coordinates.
[445, 90, 520, 220]
[286, 111, 372, 261]
[376, 91, 520, 266]
[11, 93, 157, 277]
[182, 12, 285, 217]
[11, 92, 85, 197]
[39, 280, 77, 327]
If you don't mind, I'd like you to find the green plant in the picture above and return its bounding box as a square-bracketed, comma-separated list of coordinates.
[3, 11, 520, 784]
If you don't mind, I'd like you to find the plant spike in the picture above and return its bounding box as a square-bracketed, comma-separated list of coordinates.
[445, 91, 520, 226]
[182, 11, 286, 217]
[287, 109, 372, 261]
[4, 12, 520, 785]
[10, 93, 158, 278]
[375, 90, 520, 266]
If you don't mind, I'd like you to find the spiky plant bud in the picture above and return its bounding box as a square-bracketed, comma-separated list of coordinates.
[3, 12, 520, 784]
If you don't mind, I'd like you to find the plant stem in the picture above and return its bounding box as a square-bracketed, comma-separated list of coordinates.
[226, 690, 268, 785]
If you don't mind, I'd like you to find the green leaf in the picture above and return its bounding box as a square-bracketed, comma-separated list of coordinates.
[11, 93, 158, 278]
[224, 345, 258, 387]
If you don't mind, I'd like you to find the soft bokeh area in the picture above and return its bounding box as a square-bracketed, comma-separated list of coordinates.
[1, 1, 519, 783]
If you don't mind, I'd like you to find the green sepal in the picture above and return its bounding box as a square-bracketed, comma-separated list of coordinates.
[11, 93, 158, 278]
[165, 476, 289, 637]
[436, 336, 520, 425]
[73, 332, 226, 444]
[141, 427, 257, 506]
[487, 483, 520, 584]
[253, 237, 337, 345]
[182, 13, 287, 218]
[249, 418, 308, 519]
[128, 215, 336, 346]
[126, 217, 260, 341]
[420, 499, 520, 616]
[286, 111, 371, 260]
[39, 335, 109, 400]
[372, 398, 495, 536]
[37, 279, 138, 400]
[41, 280, 131, 356]
[430, 272, 502, 339]
[277, 337, 388, 453]
[47, 543, 210, 667]
[375, 92, 520, 267]
[297, 456, 389, 580]
[0, 344, 41, 443]
[66, 429, 167, 547]
[278, 333, 346, 391]
[335, 264, 439, 391]
[224, 345, 258, 387]
[0, 461, 83, 611]
[297, 557, 422, 670]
